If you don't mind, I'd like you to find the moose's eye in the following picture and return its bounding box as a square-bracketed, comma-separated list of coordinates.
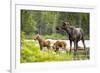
[56, 27, 60, 30]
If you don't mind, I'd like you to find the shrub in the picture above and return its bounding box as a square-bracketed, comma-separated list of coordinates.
[20, 40, 89, 63]
[20, 40, 73, 63]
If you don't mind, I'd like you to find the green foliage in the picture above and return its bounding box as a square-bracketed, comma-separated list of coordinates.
[20, 41, 73, 63]
[24, 33, 68, 40]
[21, 10, 89, 40]
[20, 10, 90, 63]
[21, 32, 26, 40]
[25, 33, 36, 39]
[21, 32, 26, 46]
[21, 10, 37, 34]
[43, 33, 68, 40]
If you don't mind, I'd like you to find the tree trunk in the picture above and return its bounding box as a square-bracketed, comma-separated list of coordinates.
[38, 12, 44, 34]
[79, 13, 82, 28]
[52, 12, 59, 33]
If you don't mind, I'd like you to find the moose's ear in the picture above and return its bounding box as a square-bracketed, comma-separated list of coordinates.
[64, 22, 70, 26]
[63, 22, 67, 26]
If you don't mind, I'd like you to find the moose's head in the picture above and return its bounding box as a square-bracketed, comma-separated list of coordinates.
[56, 21, 70, 31]
[61, 22, 70, 30]
[34, 34, 41, 40]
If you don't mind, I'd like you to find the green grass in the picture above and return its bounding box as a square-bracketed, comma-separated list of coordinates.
[20, 40, 89, 63]
[20, 40, 73, 63]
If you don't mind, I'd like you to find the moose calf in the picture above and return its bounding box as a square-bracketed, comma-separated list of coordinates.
[52, 41, 67, 52]
[34, 35, 51, 50]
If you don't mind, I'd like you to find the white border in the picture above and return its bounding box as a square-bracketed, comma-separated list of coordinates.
[11, 2, 96, 73]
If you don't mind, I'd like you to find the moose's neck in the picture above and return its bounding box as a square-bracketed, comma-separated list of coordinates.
[65, 28, 71, 36]
[65, 26, 74, 37]
[37, 38, 42, 43]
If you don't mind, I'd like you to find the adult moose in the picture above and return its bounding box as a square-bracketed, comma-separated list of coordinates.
[56, 22, 86, 56]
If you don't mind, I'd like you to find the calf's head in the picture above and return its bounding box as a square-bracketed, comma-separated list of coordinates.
[34, 34, 41, 41]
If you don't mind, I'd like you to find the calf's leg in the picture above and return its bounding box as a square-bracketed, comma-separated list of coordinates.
[40, 45, 43, 50]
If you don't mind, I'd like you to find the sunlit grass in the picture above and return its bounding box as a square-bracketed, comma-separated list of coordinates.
[20, 40, 89, 63]
[20, 40, 73, 63]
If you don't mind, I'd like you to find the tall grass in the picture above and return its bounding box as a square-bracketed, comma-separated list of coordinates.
[20, 41, 73, 63]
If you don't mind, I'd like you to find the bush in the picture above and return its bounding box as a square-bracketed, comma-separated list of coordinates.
[20, 39, 89, 63]
[26, 33, 36, 39]
[20, 40, 73, 63]
[21, 32, 26, 41]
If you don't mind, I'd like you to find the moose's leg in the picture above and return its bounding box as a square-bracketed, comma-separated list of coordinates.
[82, 39, 88, 58]
[55, 48, 59, 52]
[74, 40, 77, 57]
[63, 45, 68, 53]
[82, 39, 86, 49]
[47, 46, 51, 50]
[40, 45, 43, 50]
[70, 40, 72, 52]
[82, 39, 86, 53]
[76, 41, 79, 59]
